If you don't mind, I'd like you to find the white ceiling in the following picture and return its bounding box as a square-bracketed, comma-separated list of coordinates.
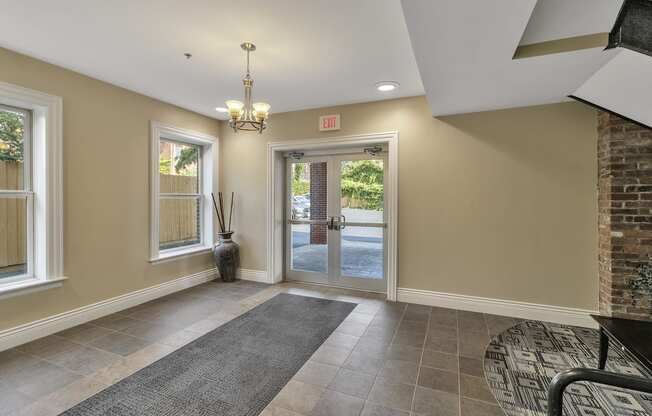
[401, 0, 622, 116]
[574, 49, 652, 128]
[519, 0, 623, 45]
[0, 0, 631, 119]
[0, 0, 424, 118]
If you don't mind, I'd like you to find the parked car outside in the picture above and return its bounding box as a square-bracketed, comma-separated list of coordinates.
[292, 195, 310, 218]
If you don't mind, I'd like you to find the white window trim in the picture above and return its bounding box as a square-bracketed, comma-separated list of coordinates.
[0, 82, 65, 297]
[149, 121, 216, 262]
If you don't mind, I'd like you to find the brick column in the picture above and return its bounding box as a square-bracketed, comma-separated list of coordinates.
[310, 162, 328, 245]
[598, 111, 652, 321]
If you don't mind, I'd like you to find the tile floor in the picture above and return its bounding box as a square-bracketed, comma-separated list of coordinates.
[0, 280, 517, 416]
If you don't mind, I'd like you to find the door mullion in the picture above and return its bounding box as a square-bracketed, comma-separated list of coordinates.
[285, 160, 292, 278]
[328, 156, 340, 284]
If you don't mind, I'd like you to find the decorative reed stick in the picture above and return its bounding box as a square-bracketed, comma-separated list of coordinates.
[211, 192, 235, 233]
[228, 192, 234, 232]
[218, 192, 225, 231]
[211, 193, 225, 232]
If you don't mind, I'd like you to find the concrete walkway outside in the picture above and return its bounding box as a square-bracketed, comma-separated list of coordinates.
[291, 231, 383, 278]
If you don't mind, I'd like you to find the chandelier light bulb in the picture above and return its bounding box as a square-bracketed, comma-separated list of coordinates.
[225, 100, 244, 119]
[253, 102, 271, 121]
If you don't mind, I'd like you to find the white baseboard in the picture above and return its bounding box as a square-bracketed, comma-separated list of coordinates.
[237, 268, 269, 283]
[0, 269, 217, 352]
[397, 287, 598, 328]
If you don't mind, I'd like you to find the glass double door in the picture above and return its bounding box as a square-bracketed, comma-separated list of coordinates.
[286, 153, 387, 292]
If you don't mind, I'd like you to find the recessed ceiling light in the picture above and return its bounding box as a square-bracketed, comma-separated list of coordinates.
[376, 81, 400, 92]
[215, 107, 228, 113]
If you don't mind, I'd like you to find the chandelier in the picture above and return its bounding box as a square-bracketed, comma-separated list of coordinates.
[225, 42, 271, 133]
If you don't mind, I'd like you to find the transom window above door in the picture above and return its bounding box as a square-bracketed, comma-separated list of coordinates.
[150, 122, 216, 262]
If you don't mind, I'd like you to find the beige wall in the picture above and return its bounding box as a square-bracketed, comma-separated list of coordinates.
[0, 48, 219, 331]
[220, 96, 598, 310]
[0, 45, 599, 332]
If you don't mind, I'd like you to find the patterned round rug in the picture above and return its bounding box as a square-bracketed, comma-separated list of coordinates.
[483, 320, 652, 416]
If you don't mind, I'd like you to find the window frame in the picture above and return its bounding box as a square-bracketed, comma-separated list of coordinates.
[0, 82, 65, 298]
[150, 122, 216, 262]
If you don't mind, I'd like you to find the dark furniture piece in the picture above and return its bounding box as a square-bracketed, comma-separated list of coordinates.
[591, 315, 652, 372]
[547, 315, 652, 416]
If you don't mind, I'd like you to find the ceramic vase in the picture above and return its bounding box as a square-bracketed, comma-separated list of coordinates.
[213, 232, 240, 282]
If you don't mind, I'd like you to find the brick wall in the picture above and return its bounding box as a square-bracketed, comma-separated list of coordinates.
[310, 162, 328, 245]
[598, 111, 652, 321]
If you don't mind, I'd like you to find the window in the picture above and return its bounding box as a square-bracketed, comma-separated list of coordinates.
[0, 82, 64, 296]
[159, 140, 201, 250]
[0, 105, 31, 283]
[150, 122, 215, 261]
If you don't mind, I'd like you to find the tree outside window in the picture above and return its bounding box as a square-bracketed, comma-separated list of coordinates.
[0, 110, 24, 162]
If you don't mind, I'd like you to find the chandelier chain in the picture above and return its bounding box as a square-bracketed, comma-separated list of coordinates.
[246, 48, 251, 77]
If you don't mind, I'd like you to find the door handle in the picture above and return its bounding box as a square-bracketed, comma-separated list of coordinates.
[326, 216, 346, 231]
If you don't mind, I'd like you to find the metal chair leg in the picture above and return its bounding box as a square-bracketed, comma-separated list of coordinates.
[547, 368, 652, 416]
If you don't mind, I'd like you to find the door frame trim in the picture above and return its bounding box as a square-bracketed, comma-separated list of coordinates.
[267, 131, 399, 301]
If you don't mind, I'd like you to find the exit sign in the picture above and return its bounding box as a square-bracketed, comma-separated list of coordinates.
[319, 114, 341, 131]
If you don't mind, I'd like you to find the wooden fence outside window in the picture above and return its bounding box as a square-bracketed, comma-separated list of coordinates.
[0, 161, 26, 269]
[159, 174, 200, 246]
[0, 165, 202, 270]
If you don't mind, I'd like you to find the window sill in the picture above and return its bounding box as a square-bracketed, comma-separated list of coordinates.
[0, 277, 67, 300]
[149, 245, 213, 264]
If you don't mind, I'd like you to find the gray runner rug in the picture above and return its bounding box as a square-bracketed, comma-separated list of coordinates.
[60, 293, 356, 416]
